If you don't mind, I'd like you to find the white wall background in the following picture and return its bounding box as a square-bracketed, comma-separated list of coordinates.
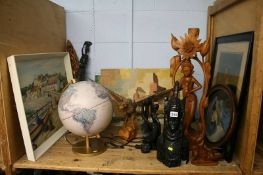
[51, 0, 215, 80]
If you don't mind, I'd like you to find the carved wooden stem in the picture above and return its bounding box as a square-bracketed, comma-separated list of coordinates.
[192, 56, 210, 140]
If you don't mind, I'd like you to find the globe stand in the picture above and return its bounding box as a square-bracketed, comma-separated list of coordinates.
[72, 135, 106, 156]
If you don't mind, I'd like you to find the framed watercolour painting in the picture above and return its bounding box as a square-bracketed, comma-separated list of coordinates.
[7, 52, 73, 161]
[210, 32, 254, 106]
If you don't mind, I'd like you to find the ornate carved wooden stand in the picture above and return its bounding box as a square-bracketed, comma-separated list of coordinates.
[170, 28, 221, 165]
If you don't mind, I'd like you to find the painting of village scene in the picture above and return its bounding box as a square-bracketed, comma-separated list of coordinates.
[16, 57, 67, 150]
[99, 68, 182, 117]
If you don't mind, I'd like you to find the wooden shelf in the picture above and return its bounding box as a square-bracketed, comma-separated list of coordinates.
[0, 151, 3, 170]
[0, 162, 2, 170]
[253, 150, 263, 175]
[0, 163, 3, 171]
[13, 137, 241, 174]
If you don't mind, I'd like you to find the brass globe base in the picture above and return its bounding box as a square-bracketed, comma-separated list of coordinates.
[72, 136, 106, 156]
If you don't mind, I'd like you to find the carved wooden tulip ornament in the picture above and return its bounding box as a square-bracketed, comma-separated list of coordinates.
[170, 28, 221, 165]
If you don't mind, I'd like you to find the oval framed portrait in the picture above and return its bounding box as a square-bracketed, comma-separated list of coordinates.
[205, 84, 237, 147]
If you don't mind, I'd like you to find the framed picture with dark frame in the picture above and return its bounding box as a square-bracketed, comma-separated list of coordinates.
[206, 32, 254, 162]
[210, 31, 254, 107]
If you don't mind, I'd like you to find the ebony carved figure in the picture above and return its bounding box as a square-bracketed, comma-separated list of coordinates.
[78, 41, 92, 81]
[157, 81, 189, 167]
[138, 98, 161, 153]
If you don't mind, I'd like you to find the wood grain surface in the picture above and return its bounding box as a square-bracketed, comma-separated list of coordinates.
[14, 137, 241, 175]
[209, 0, 244, 16]
[0, 0, 66, 174]
[253, 150, 263, 175]
[208, 0, 263, 174]
[0, 149, 3, 169]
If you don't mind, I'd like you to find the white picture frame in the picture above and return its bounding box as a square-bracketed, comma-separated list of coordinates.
[7, 52, 73, 161]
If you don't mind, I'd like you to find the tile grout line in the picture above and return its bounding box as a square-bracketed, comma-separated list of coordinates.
[92, 0, 97, 79]
[131, 0, 134, 69]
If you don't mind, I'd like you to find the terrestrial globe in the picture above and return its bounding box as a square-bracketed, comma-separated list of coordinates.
[58, 81, 113, 154]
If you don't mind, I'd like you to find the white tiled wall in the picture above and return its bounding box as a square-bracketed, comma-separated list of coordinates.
[95, 11, 131, 42]
[51, 0, 94, 12]
[51, 0, 214, 80]
[133, 11, 207, 42]
[94, 0, 131, 11]
[154, 0, 213, 11]
[66, 12, 94, 43]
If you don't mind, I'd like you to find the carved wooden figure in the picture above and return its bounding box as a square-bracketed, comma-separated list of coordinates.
[107, 88, 173, 141]
[170, 28, 221, 165]
[180, 60, 202, 137]
[66, 40, 80, 80]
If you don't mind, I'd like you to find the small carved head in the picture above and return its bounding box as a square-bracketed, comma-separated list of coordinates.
[181, 60, 194, 77]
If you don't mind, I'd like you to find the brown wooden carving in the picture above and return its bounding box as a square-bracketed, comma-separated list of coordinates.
[171, 28, 221, 165]
[107, 88, 173, 141]
[66, 40, 80, 79]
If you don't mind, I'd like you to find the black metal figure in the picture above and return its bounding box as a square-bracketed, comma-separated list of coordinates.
[157, 81, 189, 167]
[78, 41, 92, 81]
[136, 98, 161, 153]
